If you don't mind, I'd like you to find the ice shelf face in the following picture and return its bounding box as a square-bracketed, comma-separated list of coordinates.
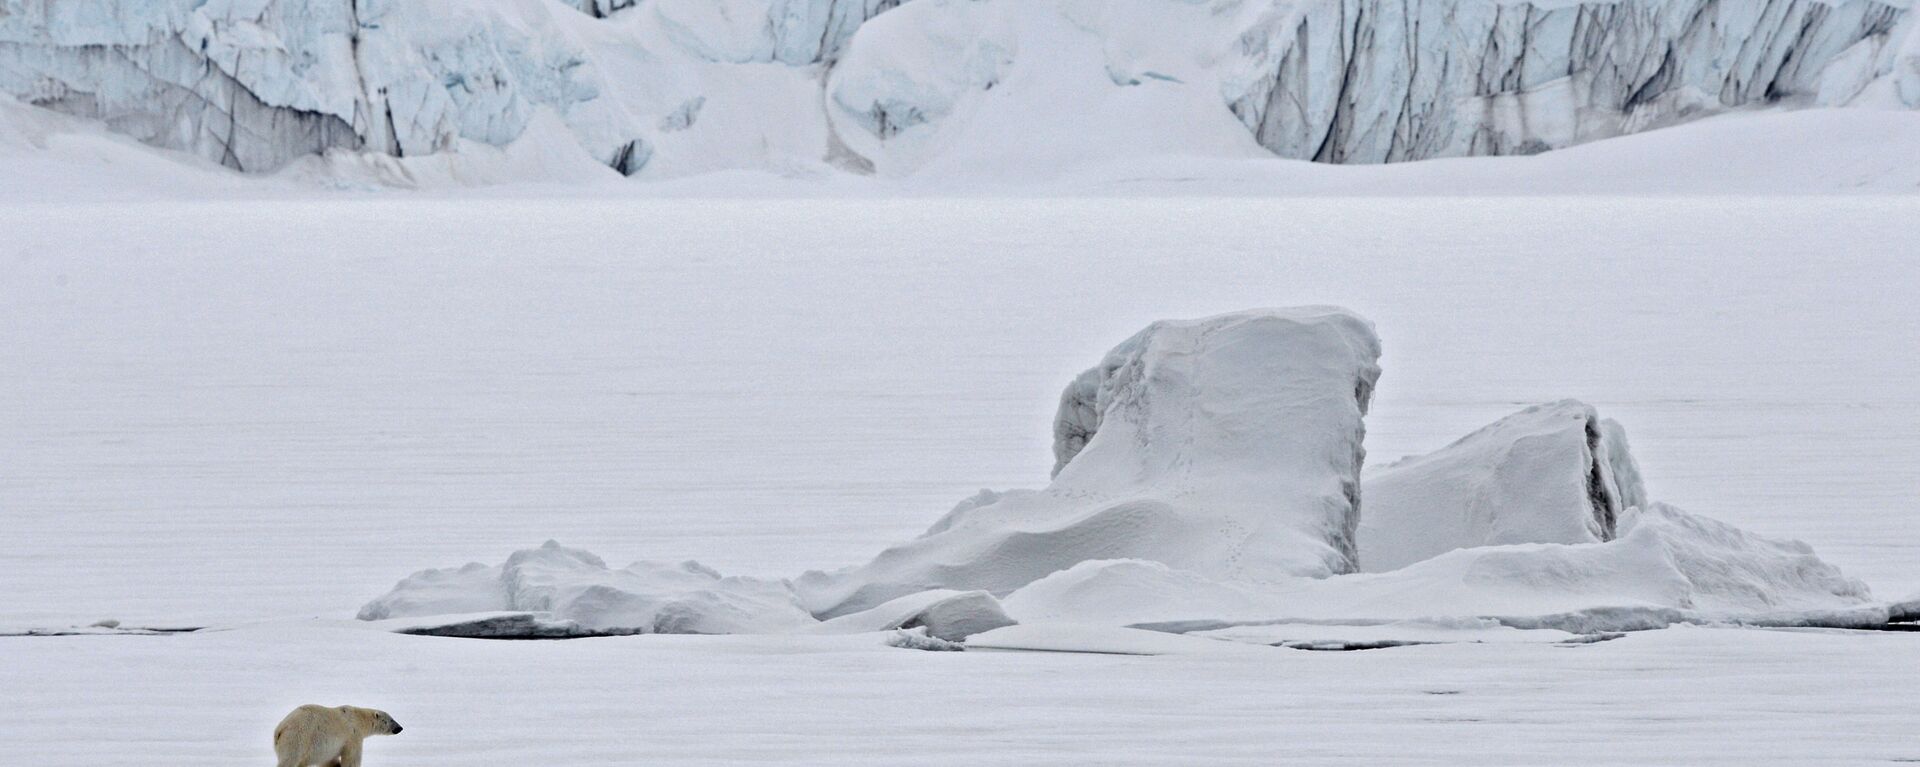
[793, 308, 1384, 617]
[1357, 400, 1648, 573]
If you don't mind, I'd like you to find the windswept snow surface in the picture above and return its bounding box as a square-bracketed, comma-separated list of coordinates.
[6, 622, 1920, 764]
[1003, 503, 1879, 632]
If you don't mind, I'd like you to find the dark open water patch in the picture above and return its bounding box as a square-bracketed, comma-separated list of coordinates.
[1, 627, 202, 637]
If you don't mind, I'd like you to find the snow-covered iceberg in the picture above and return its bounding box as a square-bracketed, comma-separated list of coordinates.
[794, 307, 1383, 617]
[1358, 400, 1647, 573]
[357, 307, 1892, 644]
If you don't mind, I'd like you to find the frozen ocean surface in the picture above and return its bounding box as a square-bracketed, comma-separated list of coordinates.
[3, 195, 1917, 627]
[4, 622, 1919, 765]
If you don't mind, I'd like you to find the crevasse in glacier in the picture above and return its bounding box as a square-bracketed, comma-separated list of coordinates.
[1226, 0, 1915, 162]
[0, 0, 907, 173]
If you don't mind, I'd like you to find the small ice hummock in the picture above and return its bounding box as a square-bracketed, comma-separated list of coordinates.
[1358, 400, 1647, 572]
[358, 540, 817, 635]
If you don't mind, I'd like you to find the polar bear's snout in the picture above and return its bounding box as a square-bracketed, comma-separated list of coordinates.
[390, 721, 404, 735]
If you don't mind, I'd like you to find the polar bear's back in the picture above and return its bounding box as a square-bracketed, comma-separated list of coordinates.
[274, 705, 351, 766]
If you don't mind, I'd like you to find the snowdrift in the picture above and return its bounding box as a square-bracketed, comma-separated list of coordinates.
[359, 540, 1014, 640]
[360, 307, 1889, 645]
[1002, 503, 1879, 634]
[356, 540, 818, 634]
[3, 0, 1915, 180]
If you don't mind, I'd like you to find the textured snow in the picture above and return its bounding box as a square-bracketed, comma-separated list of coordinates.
[3, 0, 1915, 178]
[807, 588, 1016, 640]
[360, 541, 1017, 639]
[1002, 503, 1880, 633]
[1358, 400, 1646, 572]
[792, 308, 1381, 617]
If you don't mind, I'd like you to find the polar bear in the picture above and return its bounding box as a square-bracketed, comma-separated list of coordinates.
[273, 704, 403, 767]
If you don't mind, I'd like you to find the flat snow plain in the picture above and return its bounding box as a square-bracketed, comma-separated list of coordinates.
[4, 125, 1920, 762]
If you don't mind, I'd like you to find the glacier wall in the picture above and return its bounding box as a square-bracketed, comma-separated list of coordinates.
[0, 0, 910, 173]
[0, 0, 640, 172]
[1226, 0, 1914, 162]
[0, 0, 1914, 176]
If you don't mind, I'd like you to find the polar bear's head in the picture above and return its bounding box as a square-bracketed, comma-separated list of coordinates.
[343, 706, 404, 736]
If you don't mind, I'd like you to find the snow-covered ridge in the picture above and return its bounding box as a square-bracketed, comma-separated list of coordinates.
[3, 0, 1913, 179]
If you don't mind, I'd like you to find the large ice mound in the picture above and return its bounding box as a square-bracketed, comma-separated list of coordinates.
[1358, 400, 1647, 572]
[359, 307, 1891, 643]
[793, 307, 1382, 617]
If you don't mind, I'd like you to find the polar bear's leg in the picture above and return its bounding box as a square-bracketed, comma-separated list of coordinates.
[336, 740, 362, 767]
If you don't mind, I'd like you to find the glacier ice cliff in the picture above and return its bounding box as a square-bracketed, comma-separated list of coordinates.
[2, 0, 1914, 176]
[0, 0, 638, 171]
[1226, 0, 1916, 162]
[0, 0, 906, 174]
